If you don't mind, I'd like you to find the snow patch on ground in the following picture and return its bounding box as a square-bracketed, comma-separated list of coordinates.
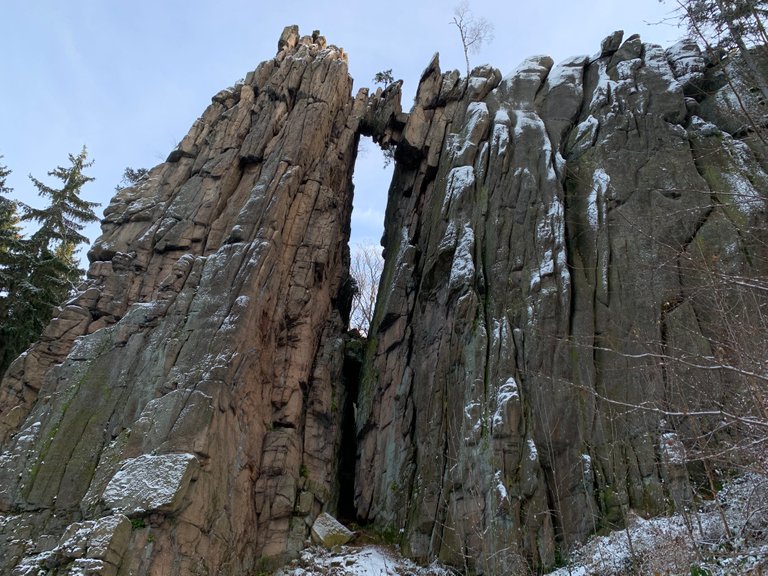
[277, 545, 457, 576]
[548, 472, 768, 575]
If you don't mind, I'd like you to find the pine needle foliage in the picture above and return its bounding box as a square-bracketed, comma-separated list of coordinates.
[0, 147, 99, 376]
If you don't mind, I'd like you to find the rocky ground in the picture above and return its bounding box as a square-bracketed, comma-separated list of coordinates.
[551, 471, 768, 575]
[275, 544, 457, 576]
[279, 472, 768, 575]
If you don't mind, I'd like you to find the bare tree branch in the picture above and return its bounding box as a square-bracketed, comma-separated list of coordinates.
[349, 243, 383, 336]
[451, 1, 494, 78]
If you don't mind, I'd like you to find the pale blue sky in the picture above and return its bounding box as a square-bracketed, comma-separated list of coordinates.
[2, 1, 681, 261]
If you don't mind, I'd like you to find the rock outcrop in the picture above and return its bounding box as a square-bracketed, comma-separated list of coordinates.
[355, 33, 768, 573]
[0, 28, 366, 575]
[0, 26, 766, 576]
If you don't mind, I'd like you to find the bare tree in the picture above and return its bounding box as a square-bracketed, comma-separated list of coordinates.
[349, 243, 383, 336]
[451, 1, 495, 78]
[667, 0, 768, 131]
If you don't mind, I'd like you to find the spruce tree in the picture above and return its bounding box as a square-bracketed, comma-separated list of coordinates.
[24, 146, 99, 248]
[0, 160, 22, 287]
[22, 146, 99, 290]
[0, 147, 100, 376]
[0, 160, 31, 374]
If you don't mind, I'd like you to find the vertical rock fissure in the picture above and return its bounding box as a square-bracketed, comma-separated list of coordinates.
[336, 340, 362, 521]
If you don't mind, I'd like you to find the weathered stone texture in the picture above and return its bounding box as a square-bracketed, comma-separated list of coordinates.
[356, 33, 767, 573]
[1, 26, 766, 576]
[0, 28, 363, 575]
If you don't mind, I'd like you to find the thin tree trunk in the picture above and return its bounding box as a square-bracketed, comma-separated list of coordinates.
[717, 0, 768, 103]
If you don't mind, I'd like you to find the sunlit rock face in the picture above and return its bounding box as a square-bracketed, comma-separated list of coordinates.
[1, 25, 767, 576]
[355, 32, 768, 573]
[0, 27, 365, 575]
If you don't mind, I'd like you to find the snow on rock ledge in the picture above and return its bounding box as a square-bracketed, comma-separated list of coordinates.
[14, 514, 132, 576]
[103, 453, 198, 516]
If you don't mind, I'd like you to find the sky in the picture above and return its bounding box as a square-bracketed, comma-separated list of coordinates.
[1, 1, 684, 264]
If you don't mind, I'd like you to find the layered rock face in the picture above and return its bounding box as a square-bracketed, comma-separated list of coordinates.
[0, 27, 365, 575]
[0, 26, 766, 576]
[356, 32, 768, 572]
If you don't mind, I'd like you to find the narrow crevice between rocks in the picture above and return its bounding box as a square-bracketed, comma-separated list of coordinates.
[337, 337, 363, 522]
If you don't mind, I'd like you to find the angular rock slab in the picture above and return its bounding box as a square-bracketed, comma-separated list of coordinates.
[310, 512, 354, 548]
[103, 453, 198, 516]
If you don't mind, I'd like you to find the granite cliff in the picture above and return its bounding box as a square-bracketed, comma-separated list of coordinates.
[356, 32, 768, 573]
[0, 26, 766, 575]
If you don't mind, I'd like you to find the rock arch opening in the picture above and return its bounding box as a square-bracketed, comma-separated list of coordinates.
[335, 136, 390, 520]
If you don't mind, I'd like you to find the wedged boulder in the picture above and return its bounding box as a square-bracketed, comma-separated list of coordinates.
[310, 513, 354, 548]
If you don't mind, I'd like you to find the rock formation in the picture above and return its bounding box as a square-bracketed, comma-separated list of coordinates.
[355, 33, 768, 573]
[0, 25, 766, 576]
[0, 27, 366, 575]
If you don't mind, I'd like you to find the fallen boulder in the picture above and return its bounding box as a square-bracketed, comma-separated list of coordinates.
[310, 513, 354, 548]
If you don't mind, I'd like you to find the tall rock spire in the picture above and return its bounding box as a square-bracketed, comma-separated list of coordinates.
[0, 26, 365, 574]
